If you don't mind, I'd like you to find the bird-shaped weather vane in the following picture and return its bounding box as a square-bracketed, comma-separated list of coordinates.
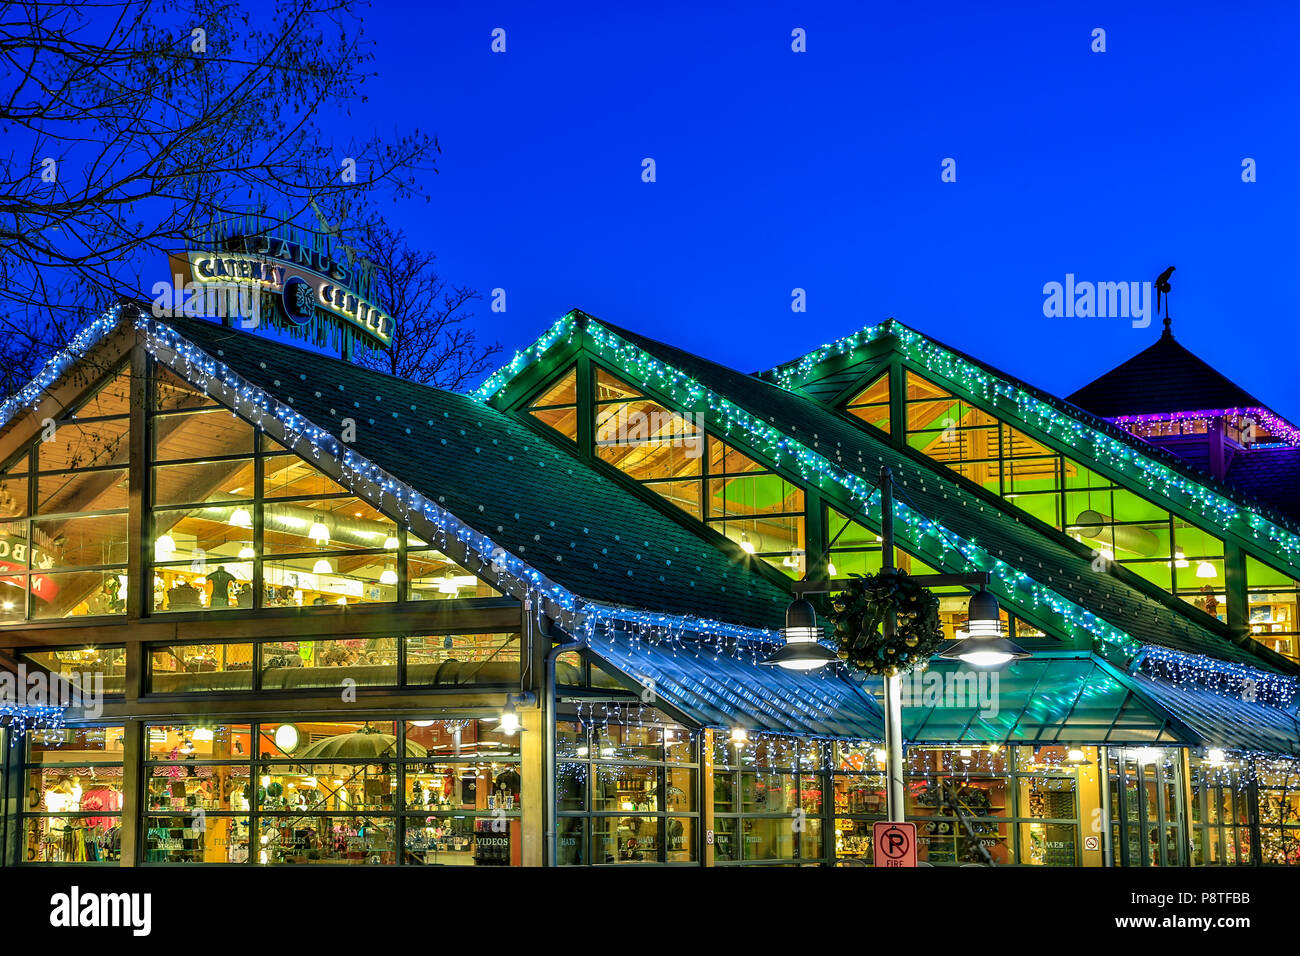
[1155, 266, 1175, 331]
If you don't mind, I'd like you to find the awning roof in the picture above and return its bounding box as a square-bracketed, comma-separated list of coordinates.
[583, 636, 1300, 753]
[902, 657, 1191, 745]
[1129, 672, 1300, 753]
[584, 631, 883, 739]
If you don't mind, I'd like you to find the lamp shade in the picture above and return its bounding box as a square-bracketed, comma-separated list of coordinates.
[762, 598, 837, 670]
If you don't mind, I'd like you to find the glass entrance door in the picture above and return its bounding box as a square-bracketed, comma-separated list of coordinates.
[1108, 749, 1188, 866]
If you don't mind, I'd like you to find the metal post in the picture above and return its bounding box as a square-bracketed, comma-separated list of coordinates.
[879, 466, 905, 823]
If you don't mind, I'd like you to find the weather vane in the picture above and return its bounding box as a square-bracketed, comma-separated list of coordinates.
[1155, 265, 1175, 331]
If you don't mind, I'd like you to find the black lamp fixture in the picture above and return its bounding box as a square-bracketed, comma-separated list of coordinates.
[939, 587, 1030, 667]
[762, 598, 839, 671]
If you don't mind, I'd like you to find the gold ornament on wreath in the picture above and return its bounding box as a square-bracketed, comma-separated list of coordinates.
[827, 569, 945, 676]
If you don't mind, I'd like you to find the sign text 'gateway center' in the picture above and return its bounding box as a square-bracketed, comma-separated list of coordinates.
[3, 300, 1300, 867]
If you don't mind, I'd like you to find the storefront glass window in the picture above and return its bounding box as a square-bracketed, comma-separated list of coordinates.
[23, 726, 125, 863]
[1189, 754, 1252, 865]
[138, 718, 520, 865]
[556, 710, 698, 864]
[713, 733, 827, 864]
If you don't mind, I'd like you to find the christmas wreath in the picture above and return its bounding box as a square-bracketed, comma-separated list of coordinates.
[828, 569, 945, 675]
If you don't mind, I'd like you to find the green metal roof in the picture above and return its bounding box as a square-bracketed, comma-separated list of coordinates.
[147, 313, 792, 629]
[584, 629, 883, 738]
[550, 313, 1283, 671]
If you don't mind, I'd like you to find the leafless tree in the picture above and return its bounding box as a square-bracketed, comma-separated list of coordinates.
[353, 217, 499, 391]
[0, 0, 438, 392]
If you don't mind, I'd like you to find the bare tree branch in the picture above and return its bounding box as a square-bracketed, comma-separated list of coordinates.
[352, 217, 499, 392]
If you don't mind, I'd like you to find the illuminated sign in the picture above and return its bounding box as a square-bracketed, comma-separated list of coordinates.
[169, 233, 394, 354]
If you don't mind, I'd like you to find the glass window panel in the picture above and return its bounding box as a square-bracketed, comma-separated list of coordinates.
[595, 368, 643, 402]
[31, 569, 128, 619]
[26, 726, 126, 763]
[258, 816, 396, 865]
[145, 724, 252, 760]
[639, 479, 702, 518]
[260, 638, 398, 689]
[666, 817, 695, 861]
[848, 404, 891, 433]
[709, 515, 804, 556]
[256, 720, 396, 759]
[22, 647, 127, 696]
[153, 561, 254, 612]
[707, 473, 803, 518]
[153, 459, 256, 506]
[149, 643, 254, 693]
[38, 419, 130, 472]
[38, 468, 129, 514]
[407, 550, 501, 601]
[402, 761, 496, 810]
[262, 554, 396, 606]
[708, 439, 764, 476]
[529, 368, 578, 408]
[152, 409, 255, 461]
[153, 505, 256, 562]
[404, 815, 522, 866]
[0, 474, 29, 518]
[258, 765, 396, 812]
[596, 439, 703, 481]
[261, 454, 350, 498]
[596, 398, 701, 444]
[740, 817, 797, 861]
[847, 371, 890, 408]
[404, 633, 520, 685]
[24, 815, 122, 863]
[406, 719, 521, 760]
[592, 816, 659, 863]
[261, 498, 396, 554]
[145, 766, 247, 813]
[154, 363, 219, 412]
[529, 406, 578, 441]
[68, 367, 131, 419]
[143, 816, 249, 864]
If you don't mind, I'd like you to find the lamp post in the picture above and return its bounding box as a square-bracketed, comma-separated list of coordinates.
[764, 466, 1027, 824]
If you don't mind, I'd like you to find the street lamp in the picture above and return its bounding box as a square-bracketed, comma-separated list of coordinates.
[939, 587, 1029, 667]
[763, 465, 1031, 825]
[760, 598, 839, 671]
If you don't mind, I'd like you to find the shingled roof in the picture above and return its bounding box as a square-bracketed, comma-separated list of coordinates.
[585, 317, 1291, 672]
[1067, 323, 1269, 417]
[154, 313, 792, 630]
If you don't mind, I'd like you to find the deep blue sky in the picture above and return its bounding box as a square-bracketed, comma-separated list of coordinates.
[360, 1, 1298, 416]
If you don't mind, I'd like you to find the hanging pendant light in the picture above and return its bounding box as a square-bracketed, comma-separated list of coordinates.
[1196, 561, 1217, 579]
[380, 564, 398, 585]
[762, 598, 838, 670]
[229, 507, 252, 529]
[308, 514, 330, 546]
[312, 558, 332, 575]
[940, 588, 1029, 667]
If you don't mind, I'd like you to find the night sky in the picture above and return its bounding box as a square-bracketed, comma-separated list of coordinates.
[360, 1, 1297, 414]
